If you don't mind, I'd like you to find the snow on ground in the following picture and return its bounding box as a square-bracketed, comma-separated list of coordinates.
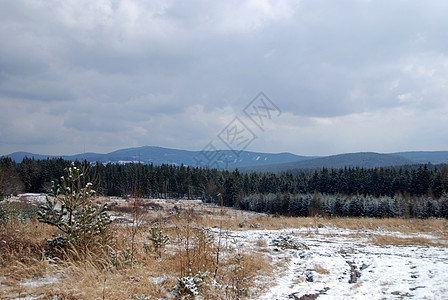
[225, 227, 448, 299]
[4, 196, 447, 299]
[8, 193, 47, 204]
[20, 275, 60, 288]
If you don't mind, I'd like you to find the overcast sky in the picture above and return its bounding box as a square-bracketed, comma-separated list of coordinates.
[1, 0, 447, 157]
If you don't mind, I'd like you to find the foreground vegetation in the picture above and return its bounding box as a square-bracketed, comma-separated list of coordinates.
[1, 194, 448, 299]
[1, 201, 274, 299]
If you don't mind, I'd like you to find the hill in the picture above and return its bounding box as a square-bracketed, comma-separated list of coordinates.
[5, 147, 448, 172]
[4, 146, 309, 169]
[238, 152, 417, 173]
[393, 151, 448, 164]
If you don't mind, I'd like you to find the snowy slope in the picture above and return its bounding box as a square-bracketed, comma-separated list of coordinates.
[225, 227, 448, 299]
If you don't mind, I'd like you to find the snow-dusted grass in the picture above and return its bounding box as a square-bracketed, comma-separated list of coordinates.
[1, 197, 447, 299]
[227, 227, 448, 299]
[1, 198, 274, 299]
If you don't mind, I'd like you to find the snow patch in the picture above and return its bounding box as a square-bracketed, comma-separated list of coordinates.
[221, 228, 448, 299]
[20, 275, 60, 287]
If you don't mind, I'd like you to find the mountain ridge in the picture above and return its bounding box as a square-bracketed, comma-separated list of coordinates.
[4, 146, 312, 169]
[4, 146, 448, 171]
[237, 152, 419, 173]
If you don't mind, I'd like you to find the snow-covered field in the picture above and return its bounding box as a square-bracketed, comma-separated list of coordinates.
[2, 197, 447, 299]
[225, 227, 448, 299]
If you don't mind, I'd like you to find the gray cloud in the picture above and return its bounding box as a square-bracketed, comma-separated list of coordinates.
[1, 0, 447, 156]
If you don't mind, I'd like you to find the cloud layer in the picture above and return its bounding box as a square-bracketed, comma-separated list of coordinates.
[1, 0, 447, 156]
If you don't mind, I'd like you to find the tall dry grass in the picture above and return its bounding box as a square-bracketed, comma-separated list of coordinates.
[1, 197, 447, 299]
[1, 200, 274, 299]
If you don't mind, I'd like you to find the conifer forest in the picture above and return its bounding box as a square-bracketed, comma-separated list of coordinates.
[1, 157, 447, 219]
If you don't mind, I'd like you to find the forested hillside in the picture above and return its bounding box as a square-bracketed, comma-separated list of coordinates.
[6, 146, 308, 168]
[1, 157, 447, 218]
[239, 152, 417, 173]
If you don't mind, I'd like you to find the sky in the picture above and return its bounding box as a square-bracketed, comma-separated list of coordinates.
[1, 0, 447, 157]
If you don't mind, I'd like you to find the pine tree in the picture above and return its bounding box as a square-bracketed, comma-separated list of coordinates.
[440, 194, 448, 219]
[347, 196, 365, 217]
[0, 157, 25, 199]
[38, 163, 111, 255]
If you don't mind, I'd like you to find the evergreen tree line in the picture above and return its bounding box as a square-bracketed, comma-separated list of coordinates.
[1, 157, 448, 219]
[239, 192, 448, 219]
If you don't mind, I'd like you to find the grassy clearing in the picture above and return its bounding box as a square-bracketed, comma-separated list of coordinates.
[1, 197, 447, 299]
[1, 199, 274, 299]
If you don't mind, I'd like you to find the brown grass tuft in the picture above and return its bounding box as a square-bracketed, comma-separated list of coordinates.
[369, 234, 446, 247]
[0, 219, 55, 267]
[313, 263, 330, 274]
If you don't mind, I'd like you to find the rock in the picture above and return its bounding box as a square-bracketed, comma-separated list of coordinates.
[288, 292, 319, 300]
[360, 263, 369, 271]
[347, 261, 361, 284]
[305, 271, 314, 282]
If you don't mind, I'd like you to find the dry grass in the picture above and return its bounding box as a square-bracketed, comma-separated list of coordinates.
[312, 263, 330, 275]
[315, 217, 448, 234]
[209, 251, 274, 299]
[369, 234, 446, 247]
[1, 197, 447, 299]
[255, 237, 268, 248]
[198, 212, 447, 240]
[0, 200, 275, 299]
[0, 219, 56, 266]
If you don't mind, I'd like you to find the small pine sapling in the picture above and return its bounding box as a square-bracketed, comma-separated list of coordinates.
[175, 267, 209, 298]
[146, 226, 169, 258]
[270, 235, 308, 250]
[38, 163, 111, 256]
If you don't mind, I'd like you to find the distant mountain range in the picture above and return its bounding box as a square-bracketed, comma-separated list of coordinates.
[238, 152, 417, 173]
[392, 151, 448, 164]
[5, 146, 312, 169]
[4, 146, 448, 172]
